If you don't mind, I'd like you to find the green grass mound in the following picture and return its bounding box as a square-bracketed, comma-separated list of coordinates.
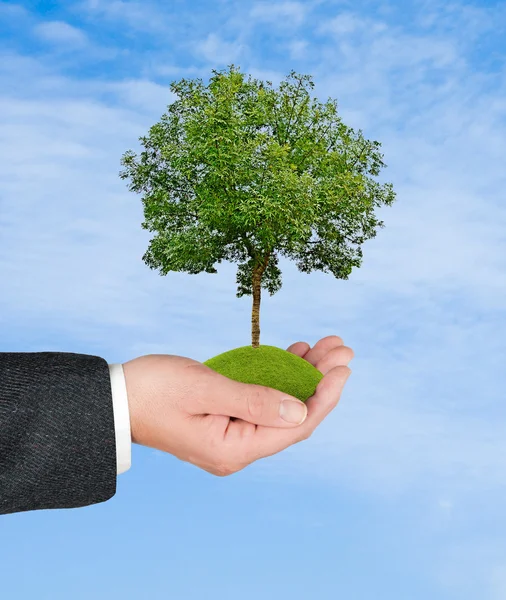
[203, 344, 324, 403]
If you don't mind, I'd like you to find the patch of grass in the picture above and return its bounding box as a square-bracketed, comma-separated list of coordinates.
[203, 344, 324, 402]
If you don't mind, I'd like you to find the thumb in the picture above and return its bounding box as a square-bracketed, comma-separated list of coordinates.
[206, 379, 308, 428]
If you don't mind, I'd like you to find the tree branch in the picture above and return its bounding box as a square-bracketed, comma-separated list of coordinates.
[350, 142, 369, 169]
[281, 77, 304, 146]
[296, 120, 335, 168]
[307, 232, 359, 245]
[241, 232, 255, 257]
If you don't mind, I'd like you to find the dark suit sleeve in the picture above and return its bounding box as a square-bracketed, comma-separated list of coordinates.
[0, 352, 117, 515]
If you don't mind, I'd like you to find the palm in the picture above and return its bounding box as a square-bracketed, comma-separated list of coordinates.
[220, 335, 353, 460]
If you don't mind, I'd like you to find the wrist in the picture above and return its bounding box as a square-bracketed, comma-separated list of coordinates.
[122, 360, 143, 446]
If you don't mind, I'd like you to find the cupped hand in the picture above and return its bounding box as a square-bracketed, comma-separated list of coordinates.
[122, 335, 353, 476]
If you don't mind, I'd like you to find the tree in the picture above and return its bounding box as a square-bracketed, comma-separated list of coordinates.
[120, 65, 396, 348]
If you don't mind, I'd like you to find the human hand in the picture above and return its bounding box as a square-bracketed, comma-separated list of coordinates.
[122, 335, 353, 476]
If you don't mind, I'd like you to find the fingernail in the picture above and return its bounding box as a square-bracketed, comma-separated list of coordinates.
[280, 399, 308, 424]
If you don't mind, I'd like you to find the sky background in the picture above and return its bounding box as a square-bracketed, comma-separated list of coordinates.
[1, 0, 506, 597]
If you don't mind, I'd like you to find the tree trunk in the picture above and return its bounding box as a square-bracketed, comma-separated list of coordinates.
[251, 255, 270, 348]
[251, 269, 262, 348]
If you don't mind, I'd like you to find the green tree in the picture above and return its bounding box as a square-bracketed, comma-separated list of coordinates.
[120, 65, 396, 348]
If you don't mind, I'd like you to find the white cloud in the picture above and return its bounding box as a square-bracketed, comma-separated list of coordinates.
[318, 15, 458, 72]
[319, 12, 368, 35]
[0, 2, 30, 18]
[80, 0, 168, 32]
[154, 65, 208, 78]
[34, 20, 88, 45]
[417, 0, 501, 38]
[436, 542, 506, 599]
[195, 33, 246, 64]
[247, 67, 285, 86]
[310, 16, 506, 313]
[105, 79, 176, 113]
[250, 1, 308, 26]
[438, 499, 453, 511]
[287, 39, 308, 59]
[0, 2, 28, 18]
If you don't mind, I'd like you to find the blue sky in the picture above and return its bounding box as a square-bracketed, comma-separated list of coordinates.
[1, 0, 506, 597]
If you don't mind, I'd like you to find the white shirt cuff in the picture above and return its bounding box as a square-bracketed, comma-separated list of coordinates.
[108, 363, 132, 475]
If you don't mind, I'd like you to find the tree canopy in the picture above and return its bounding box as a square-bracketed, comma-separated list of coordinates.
[120, 65, 396, 345]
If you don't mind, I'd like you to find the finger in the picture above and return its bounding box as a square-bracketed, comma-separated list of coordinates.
[222, 417, 257, 443]
[248, 365, 351, 459]
[303, 335, 345, 366]
[316, 345, 354, 375]
[199, 377, 309, 428]
[286, 341, 311, 358]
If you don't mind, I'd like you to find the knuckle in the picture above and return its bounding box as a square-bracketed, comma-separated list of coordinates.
[246, 389, 266, 421]
[210, 448, 242, 477]
[212, 460, 240, 477]
[213, 464, 234, 477]
[317, 347, 353, 373]
[322, 335, 343, 347]
[331, 345, 354, 360]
